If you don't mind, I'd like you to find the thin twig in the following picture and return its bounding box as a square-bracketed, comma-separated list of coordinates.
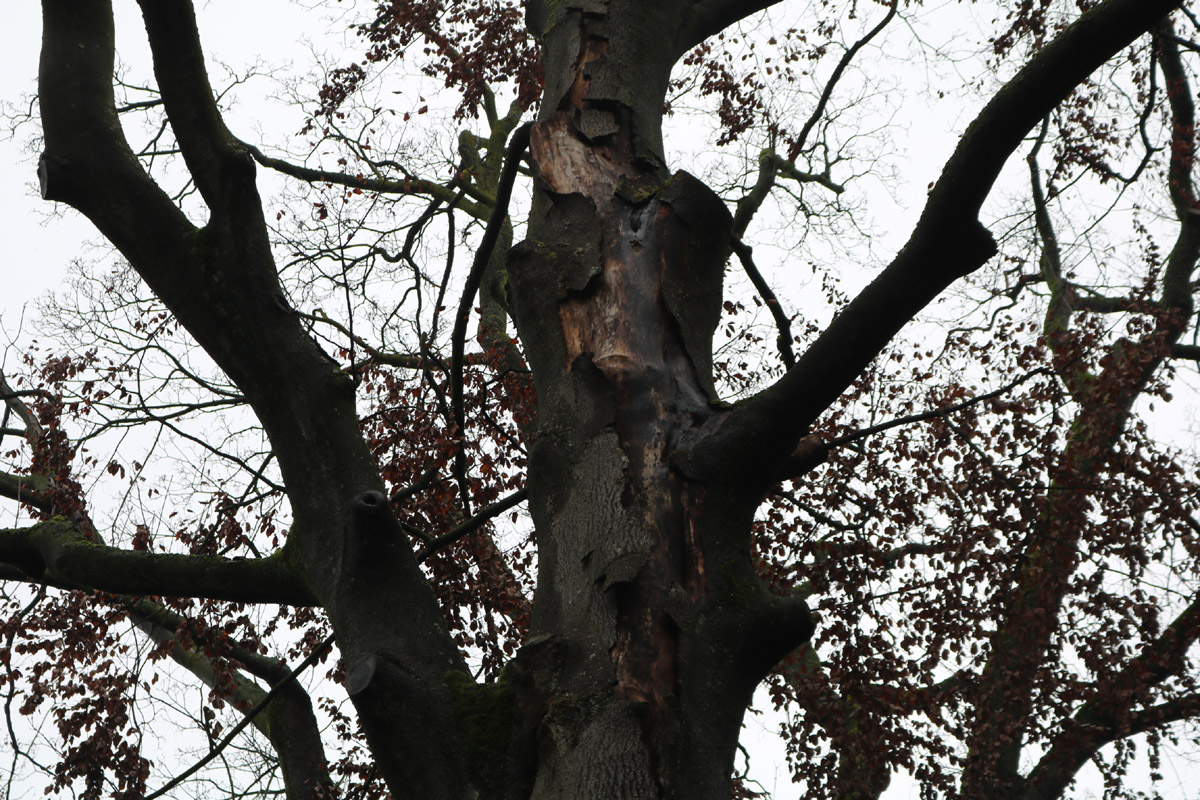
[827, 368, 1053, 449]
[788, 0, 899, 159]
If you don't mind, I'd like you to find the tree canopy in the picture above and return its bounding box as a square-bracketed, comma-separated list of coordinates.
[4, 1, 1200, 799]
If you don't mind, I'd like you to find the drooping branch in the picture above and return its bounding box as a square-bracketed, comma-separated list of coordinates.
[126, 598, 335, 796]
[139, 625, 336, 800]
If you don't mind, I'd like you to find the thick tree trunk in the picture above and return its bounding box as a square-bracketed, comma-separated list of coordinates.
[505, 3, 813, 797]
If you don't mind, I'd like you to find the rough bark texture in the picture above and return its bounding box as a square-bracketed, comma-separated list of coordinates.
[503, 5, 814, 797]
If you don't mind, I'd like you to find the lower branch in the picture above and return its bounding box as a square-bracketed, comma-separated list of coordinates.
[0, 518, 314, 605]
[134, 605, 336, 800]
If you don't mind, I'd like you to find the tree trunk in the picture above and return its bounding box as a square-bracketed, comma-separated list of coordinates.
[504, 4, 814, 797]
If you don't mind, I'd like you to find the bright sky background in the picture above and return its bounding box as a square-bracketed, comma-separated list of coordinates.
[1, 0, 325, 347]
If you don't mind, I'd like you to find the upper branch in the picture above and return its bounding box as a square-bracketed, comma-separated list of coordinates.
[678, 0, 784, 53]
[705, 0, 1183, 481]
[135, 0, 261, 219]
[789, 0, 898, 160]
[38, 0, 196, 263]
[1155, 21, 1200, 313]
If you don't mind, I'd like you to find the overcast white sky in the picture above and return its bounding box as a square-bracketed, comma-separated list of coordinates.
[1, 0, 324, 353]
[1, 4, 82, 339]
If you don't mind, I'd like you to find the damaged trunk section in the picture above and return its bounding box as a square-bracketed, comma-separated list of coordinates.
[505, 5, 813, 797]
[534, 112, 723, 711]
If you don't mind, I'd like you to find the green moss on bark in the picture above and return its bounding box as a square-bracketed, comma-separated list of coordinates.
[443, 669, 521, 799]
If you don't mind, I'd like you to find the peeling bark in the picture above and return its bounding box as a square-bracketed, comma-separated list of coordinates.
[505, 5, 813, 798]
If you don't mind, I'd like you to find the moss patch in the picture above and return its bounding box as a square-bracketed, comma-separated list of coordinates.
[443, 670, 520, 799]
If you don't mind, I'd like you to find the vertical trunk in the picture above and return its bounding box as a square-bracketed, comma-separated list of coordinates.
[506, 4, 813, 797]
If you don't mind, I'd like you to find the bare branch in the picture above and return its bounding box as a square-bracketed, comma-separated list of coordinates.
[143, 632, 336, 800]
[711, 0, 1182, 481]
[241, 140, 491, 219]
[0, 517, 314, 605]
[777, 368, 1053, 480]
[416, 488, 530, 561]
[789, 0, 899, 160]
[450, 122, 531, 515]
[730, 239, 795, 369]
[1170, 342, 1200, 360]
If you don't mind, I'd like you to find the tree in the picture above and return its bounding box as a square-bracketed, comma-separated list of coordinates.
[4, 0, 1200, 798]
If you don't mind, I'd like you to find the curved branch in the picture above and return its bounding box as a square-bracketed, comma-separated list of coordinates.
[788, 0, 899, 160]
[125, 599, 333, 798]
[678, 0, 784, 53]
[0, 372, 43, 446]
[709, 0, 1183, 481]
[39, 5, 473, 797]
[241, 141, 491, 219]
[143, 632, 336, 800]
[1156, 21, 1200, 313]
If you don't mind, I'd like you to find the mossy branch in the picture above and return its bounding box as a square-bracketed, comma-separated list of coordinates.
[0, 517, 315, 605]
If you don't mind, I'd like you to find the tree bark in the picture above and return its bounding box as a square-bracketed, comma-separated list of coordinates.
[508, 3, 812, 797]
